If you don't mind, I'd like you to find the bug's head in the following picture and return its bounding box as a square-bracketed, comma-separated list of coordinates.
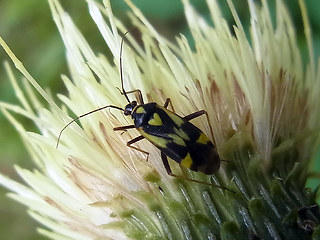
[124, 101, 137, 115]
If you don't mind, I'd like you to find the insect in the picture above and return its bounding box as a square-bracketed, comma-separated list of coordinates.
[57, 30, 231, 191]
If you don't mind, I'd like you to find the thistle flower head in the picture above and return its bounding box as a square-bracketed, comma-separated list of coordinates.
[0, 0, 319, 239]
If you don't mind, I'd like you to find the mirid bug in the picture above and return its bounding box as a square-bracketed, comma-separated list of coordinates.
[57, 30, 230, 191]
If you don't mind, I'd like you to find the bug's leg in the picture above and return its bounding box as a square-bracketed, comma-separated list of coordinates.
[117, 88, 144, 105]
[114, 125, 149, 160]
[163, 98, 175, 112]
[161, 151, 173, 175]
[113, 125, 135, 131]
[125, 89, 144, 104]
[127, 135, 149, 161]
[183, 110, 214, 140]
[160, 152, 234, 192]
[183, 109, 207, 121]
[161, 151, 202, 181]
[184, 111, 230, 164]
[163, 98, 170, 108]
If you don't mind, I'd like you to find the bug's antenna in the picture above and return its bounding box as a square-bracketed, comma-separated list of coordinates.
[120, 29, 135, 103]
[56, 105, 124, 148]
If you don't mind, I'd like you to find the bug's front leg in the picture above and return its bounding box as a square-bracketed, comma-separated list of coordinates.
[117, 88, 144, 104]
[113, 124, 135, 131]
[114, 125, 149, 160]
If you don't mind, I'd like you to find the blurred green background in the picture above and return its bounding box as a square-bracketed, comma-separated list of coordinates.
[0, 0, 319, 239]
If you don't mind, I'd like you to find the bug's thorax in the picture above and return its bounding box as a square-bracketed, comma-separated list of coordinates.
[130, 102, 158, 128]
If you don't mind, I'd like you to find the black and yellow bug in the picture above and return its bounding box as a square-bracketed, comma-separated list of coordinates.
[57, 30, 229, 190]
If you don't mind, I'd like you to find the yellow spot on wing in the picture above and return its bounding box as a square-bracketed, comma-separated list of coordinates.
[181, 153, 193, 169]
[136, 106, 146, 114]
[196, 132, 210, 144]
[168, 133, 186, 146]
[138, 128, 168, 148]
[161, 107, 184, 126]
[148, 113, 163, 126]
[174, 127, 190, 140]
[170, 114, 184, 126]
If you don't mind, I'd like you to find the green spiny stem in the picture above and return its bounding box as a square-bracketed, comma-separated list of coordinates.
[111, 131, 319, 240]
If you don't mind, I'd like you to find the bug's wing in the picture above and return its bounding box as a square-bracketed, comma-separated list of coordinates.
[153, 121, 219, 174]
[137, 105, 221, 174]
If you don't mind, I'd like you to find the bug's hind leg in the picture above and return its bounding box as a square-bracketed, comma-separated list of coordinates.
[183, 110, 214, 141]
[161, 151, 173, 175]
[160, 152, 210, 184]
[183, 110, 229, 163]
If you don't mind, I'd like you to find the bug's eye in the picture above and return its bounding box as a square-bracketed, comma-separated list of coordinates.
[124, 101, 137, 115]
[124, 106, 132, 115]
[124, 109, 131, 115]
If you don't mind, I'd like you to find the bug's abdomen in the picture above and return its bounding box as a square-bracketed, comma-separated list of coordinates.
[185, 138, 221, 174]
